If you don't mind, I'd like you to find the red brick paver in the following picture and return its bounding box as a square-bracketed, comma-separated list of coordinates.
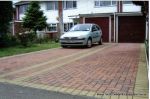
[23, 43, 140, 94]
[0, 48, 85, 75]
[0, 43, 147, 99]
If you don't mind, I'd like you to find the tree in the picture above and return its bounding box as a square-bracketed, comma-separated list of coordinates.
[0, 1, 13, 35]
[22, 1, 47, 33]
[0, 1, 13, 47]
[132, 1, 148, 17]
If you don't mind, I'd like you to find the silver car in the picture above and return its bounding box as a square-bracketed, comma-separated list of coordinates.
[60, 24, 103, 48]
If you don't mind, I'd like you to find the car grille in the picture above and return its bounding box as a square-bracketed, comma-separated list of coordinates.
[64, 37, 78, 40]
[61, 42, 83, 44]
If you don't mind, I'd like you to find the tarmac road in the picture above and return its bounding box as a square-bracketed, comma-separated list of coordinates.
[0, 82, 97, 99]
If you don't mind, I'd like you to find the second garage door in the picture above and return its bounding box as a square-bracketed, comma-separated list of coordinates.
[118, 16, 145, 43]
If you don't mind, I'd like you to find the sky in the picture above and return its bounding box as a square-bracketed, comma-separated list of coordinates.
[12, 0, 19, 3]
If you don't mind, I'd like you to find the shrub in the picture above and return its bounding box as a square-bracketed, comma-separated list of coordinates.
[36, 36, 49, 43]
[17, 31, 37, 47]
[0, 33, 18, 48]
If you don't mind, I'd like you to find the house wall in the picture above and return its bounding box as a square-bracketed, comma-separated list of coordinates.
[14, 21, 29, 34]
[15, 1, 143, 41]
[17, 1, 141, 23]
[123, 4, 141, 12]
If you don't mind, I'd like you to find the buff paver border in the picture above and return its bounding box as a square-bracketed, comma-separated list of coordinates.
[132, 44, 149, 99]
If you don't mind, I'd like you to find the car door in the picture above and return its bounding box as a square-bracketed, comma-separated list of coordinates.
[95, 25, 101, 42]
[91, 25, 100, 42]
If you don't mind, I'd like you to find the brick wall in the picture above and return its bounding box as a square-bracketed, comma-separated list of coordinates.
[14, 21, 29, 34]
[46, 32, 58, 39]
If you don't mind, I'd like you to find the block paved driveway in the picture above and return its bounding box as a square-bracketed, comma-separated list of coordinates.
[0, 43, 148, 99]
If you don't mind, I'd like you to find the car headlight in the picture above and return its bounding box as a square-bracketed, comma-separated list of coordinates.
[60, 36, 64, 40]
[78, 35, 86, 40]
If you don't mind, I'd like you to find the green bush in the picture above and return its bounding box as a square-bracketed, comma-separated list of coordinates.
[0, 33, 19, 48]
[36, 35, 51, 44]
[17, 31, 37, 47]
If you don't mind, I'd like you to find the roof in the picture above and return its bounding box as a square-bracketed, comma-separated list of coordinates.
[69, 12, 143, 18]
[14, 1, 30, 6]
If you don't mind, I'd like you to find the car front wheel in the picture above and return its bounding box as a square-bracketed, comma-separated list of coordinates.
[87, 39, 92, 48]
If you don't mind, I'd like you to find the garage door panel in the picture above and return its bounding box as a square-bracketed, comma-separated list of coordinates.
[118, 16, 145, 43]
[85, 17, 109, 42]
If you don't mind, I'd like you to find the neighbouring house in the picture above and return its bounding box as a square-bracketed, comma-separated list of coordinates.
[13, 0, 146, 43]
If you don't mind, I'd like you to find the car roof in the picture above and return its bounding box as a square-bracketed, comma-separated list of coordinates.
[76, 23, 99, 27]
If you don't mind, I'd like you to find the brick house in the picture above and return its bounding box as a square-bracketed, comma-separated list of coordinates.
[13, 1, 146, 43]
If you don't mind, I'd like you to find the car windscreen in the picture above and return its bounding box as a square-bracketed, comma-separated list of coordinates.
[69, 24, 91, 32]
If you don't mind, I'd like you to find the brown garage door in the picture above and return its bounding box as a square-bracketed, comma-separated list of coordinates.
[118, 16, 145, 43]
[85, 17, 109, 42]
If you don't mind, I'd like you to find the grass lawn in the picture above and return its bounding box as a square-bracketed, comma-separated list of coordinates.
[0, 41, 60, 58]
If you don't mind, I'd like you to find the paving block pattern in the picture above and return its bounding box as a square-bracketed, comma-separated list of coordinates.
[0, 43, 148, 99]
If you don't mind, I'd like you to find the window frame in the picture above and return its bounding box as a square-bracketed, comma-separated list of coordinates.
[46, 1, 58, 11]
[63, 1, 77, 10]
[19, 4, 28, 14]
[47, 24, 57, 32]
[94, 0, 117, 7]
[64, 23, 74, 32]
[123, 1, 133, 5]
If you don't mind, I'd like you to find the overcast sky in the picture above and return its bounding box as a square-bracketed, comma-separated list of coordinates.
[12, 0, 19, 4]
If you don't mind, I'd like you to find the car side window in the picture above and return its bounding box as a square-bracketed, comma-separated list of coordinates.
[95, 25, 100, 30]
[92, 25, 97, 32]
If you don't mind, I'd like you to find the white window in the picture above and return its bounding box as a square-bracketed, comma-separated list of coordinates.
[94, 1, 117, 7]
[46, 1, 58, 10]
[19, 4, 28, 14]
[63, 1, 77, 9]
[47, 24, 57, 32]
[64, 23, 74, 32]
[123, 1, 133, 4]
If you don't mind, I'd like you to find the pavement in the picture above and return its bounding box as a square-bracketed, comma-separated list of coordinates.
[0, 43, 148, 99]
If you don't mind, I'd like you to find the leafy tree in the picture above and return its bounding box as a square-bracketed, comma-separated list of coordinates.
[0, 1, 13, 47]
[22, 1, 47, 33]
[0, 1, 13, 35]
[132, 1, 148, 17]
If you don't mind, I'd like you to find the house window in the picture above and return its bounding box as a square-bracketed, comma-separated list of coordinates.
[46, 1, 58, 10]
[63, 1, 77, 9]
[94, 1, 117, 7]
[19, 4, 28, 14]
[64, 23, 74, 32]
[123, 1, 132, 4]
[47, 24, 57, 32]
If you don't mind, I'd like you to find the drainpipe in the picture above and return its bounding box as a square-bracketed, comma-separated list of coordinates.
[109, 15, 111, 43]
[116, 15, 118, 43]
[120, 1, 123, 13]
[114, 13, 116, 42]
[117, 1, 120, 12]
[12, 21, 15, 36]
[58, 1, 64, 38]
[145, 15, 149, 41]
[16, 6, 19, 20]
